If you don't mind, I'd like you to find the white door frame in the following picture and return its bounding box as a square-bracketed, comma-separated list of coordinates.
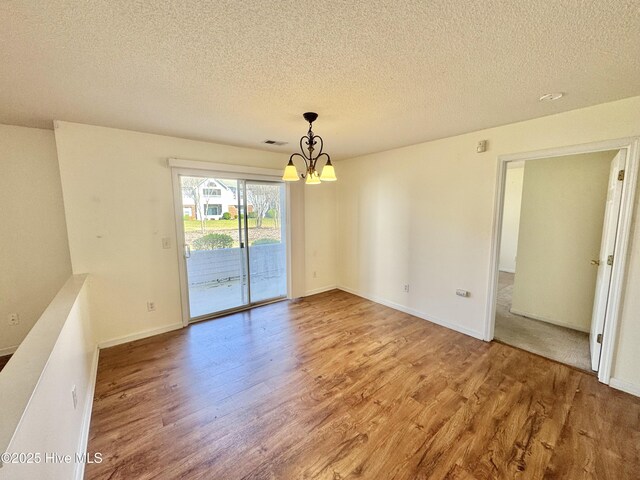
[484, 137, 640, 384]
[168, 158, 290, 327]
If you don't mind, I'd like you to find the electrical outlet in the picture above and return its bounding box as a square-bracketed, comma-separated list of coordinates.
[8, 313, 19, 326]
[147, 301, 156, 312]
[456, 289, 470, 297]
[403, 284, 410, 293]
[71, 385, 78, 409]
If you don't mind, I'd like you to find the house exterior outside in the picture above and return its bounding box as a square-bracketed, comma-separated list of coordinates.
[182, 178, 252, 220]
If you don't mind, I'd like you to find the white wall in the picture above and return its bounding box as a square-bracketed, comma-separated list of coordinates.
[0, 124, 72, 354]
[511, 152, 614, 332]
[1, 275, 96, 480]
[498, 165, 524, 272]
[335, 95, 640, 390]
[54, 121, 337, 345]
[304, 182, 338, 295]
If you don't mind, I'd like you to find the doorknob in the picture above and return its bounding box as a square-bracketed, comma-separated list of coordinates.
[184, 244, 191, 258]
[590, 259, 600, 266]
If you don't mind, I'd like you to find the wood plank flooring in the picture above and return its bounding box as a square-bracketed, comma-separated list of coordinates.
[85, 290, 640, 479]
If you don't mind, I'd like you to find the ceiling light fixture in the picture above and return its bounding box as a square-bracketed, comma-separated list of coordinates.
[539, 92, 564, 101]
[282, 112, 336, 184]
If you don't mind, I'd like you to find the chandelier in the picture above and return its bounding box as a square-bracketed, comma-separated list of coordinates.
[282, 112, 337, 184]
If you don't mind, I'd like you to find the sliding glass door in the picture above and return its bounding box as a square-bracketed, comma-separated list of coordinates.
[177, 174, 287, 321]
[245, 181, 288, 303]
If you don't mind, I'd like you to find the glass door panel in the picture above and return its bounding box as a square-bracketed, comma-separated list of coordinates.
[245, 181, 288, 303]
[177, 174, 287, 321]
[180, 175, 249, 318]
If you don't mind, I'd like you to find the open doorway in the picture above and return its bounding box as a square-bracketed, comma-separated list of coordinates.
[495, 150, 620, 371]
[486, 138, 639, 383]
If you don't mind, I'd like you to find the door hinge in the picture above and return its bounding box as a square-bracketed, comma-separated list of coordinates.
[618, 169, 625, 181]
[597, 333, 603, 344]
[607, 255, 614, 266]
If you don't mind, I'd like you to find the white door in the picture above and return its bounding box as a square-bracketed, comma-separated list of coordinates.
[590, 150, 625, 371]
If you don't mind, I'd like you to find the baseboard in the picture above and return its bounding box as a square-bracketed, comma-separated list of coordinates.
[509, 307, 590, 333]
[499, 268, 516, 274]
[98, 322, 183, 349]
[337, 285, 484, 340]
[304, 285, 338, 296]
[74, 346, 100, 480]
[0, 345, 18, 356]
[609, 377, 640, 397]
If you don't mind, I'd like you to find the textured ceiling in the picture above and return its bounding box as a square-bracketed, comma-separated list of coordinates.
[1, 1, 640, 160]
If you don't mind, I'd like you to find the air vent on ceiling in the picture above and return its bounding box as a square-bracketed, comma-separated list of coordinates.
[263, 139, 288, 146]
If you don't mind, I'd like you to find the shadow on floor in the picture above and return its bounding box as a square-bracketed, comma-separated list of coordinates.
[0, 355, 11, 372]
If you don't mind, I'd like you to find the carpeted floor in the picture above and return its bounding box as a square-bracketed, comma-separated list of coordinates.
[494, 271, 592, 372]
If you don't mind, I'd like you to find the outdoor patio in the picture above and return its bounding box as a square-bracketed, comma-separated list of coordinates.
[186, 243, 287, 317]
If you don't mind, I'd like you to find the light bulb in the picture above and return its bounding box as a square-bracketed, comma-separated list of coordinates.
[319, 162, 337, 182]
[282, 160, 299, 182]
[305, 171, 321, 185]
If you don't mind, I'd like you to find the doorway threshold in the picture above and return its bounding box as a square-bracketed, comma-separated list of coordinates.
[188, 296, 288, 324]
[492, 338, 595, 375]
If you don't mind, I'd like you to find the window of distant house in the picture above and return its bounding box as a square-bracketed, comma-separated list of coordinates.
[203, 188, 221, 196]
[206, 204, 222, 216]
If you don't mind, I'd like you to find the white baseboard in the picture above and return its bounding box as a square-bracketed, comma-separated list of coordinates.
[304, 285, 338, 297]
[74, 346, 100, 480]
[499, 268, 516, 274]
[609, 377, 640, 397]
[98, 322, 183, 349]
[509, 307, 590, 333]
[337, 285, 484, 340]
[0, 345, 18, 357]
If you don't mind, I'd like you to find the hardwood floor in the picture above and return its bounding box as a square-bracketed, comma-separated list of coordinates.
[85, 290, 640, 479]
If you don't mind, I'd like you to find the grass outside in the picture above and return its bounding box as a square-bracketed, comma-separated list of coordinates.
[183, 217, 278, 232]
